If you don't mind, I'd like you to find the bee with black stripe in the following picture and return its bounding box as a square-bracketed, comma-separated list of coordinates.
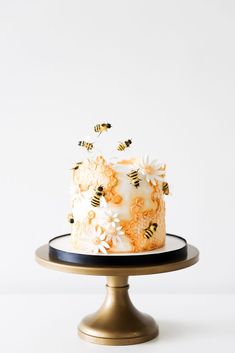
[78, 141, 94, 152]
[91, 185, 105, 207]
[117, 139, 132, 151]
[94, 123, 112, 136]
[71, 162, 82, 171]
[144, 222, 158, 239]
[162, 182, 169, 195]
[127, 169, 141, 188]
[67, 213, 74, 224]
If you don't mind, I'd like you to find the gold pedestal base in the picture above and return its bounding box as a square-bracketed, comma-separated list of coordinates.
[78, 276, 158, 345]
[35, 243, 199, 346]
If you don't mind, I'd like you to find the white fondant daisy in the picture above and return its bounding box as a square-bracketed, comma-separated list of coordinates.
[105, 226, 124, 246]
[91, 227, 110, 254]
[135, 155, 166, 185]
[100, 208, 120, 229]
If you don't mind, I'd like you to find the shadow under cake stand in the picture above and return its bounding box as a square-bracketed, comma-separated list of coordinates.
[35, 234, 199, 346]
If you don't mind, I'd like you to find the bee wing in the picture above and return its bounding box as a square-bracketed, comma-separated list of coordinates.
[100, 196, 107, 208]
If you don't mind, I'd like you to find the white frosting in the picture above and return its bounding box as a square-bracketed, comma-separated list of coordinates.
[112, 163, 155, 218]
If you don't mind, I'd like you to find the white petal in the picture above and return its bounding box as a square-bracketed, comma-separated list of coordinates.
[100, 233, 106, 240]
[99, 245, 107, 254]
[101, 241, 110, 249]
[151, 159, 159, 165]
[140, 156, 145, 164]
[151, 178, 157, 185]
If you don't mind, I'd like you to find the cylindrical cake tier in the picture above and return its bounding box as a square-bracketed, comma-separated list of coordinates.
[70, 156, 166, 254]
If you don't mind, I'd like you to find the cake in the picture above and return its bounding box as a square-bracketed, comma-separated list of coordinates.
[68, 123, 169, 254]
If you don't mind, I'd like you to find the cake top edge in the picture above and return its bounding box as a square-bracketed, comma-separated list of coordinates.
[73, 122, 169, 191]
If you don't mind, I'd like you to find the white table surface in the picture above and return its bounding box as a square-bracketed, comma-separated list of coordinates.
[0, 293, 234, 353]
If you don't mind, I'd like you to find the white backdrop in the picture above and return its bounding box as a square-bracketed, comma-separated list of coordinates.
[0, 0, 234, 294]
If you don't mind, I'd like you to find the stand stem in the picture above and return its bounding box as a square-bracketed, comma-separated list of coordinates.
[78, 275, 158, 345]
[106, 275, 128, 287]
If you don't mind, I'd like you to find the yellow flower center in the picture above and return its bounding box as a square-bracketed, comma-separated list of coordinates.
[144, 165, 154, 175]
[93, 237, 100, 245]
[107, 215, 114, 222]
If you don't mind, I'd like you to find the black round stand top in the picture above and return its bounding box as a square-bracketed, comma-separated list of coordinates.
[48, 233, 188, 266]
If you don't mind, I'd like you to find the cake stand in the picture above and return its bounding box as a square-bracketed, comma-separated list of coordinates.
[35, 238, 199, 346]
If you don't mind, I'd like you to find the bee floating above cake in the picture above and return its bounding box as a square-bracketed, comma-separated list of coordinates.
[69, 123, 169, 254]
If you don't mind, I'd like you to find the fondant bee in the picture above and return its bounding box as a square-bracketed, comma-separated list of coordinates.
[91, 185, 105, 207]
[117, 139, 132, 151]
[127, 169, 141, 188]
[144, 222, 158, 239]
[71, 162, 82, 170]
[94, 123, 112, 136]
[162, 182, 169, 195]
[78, 140, 94, 152]
[67, 213, 74, 224]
